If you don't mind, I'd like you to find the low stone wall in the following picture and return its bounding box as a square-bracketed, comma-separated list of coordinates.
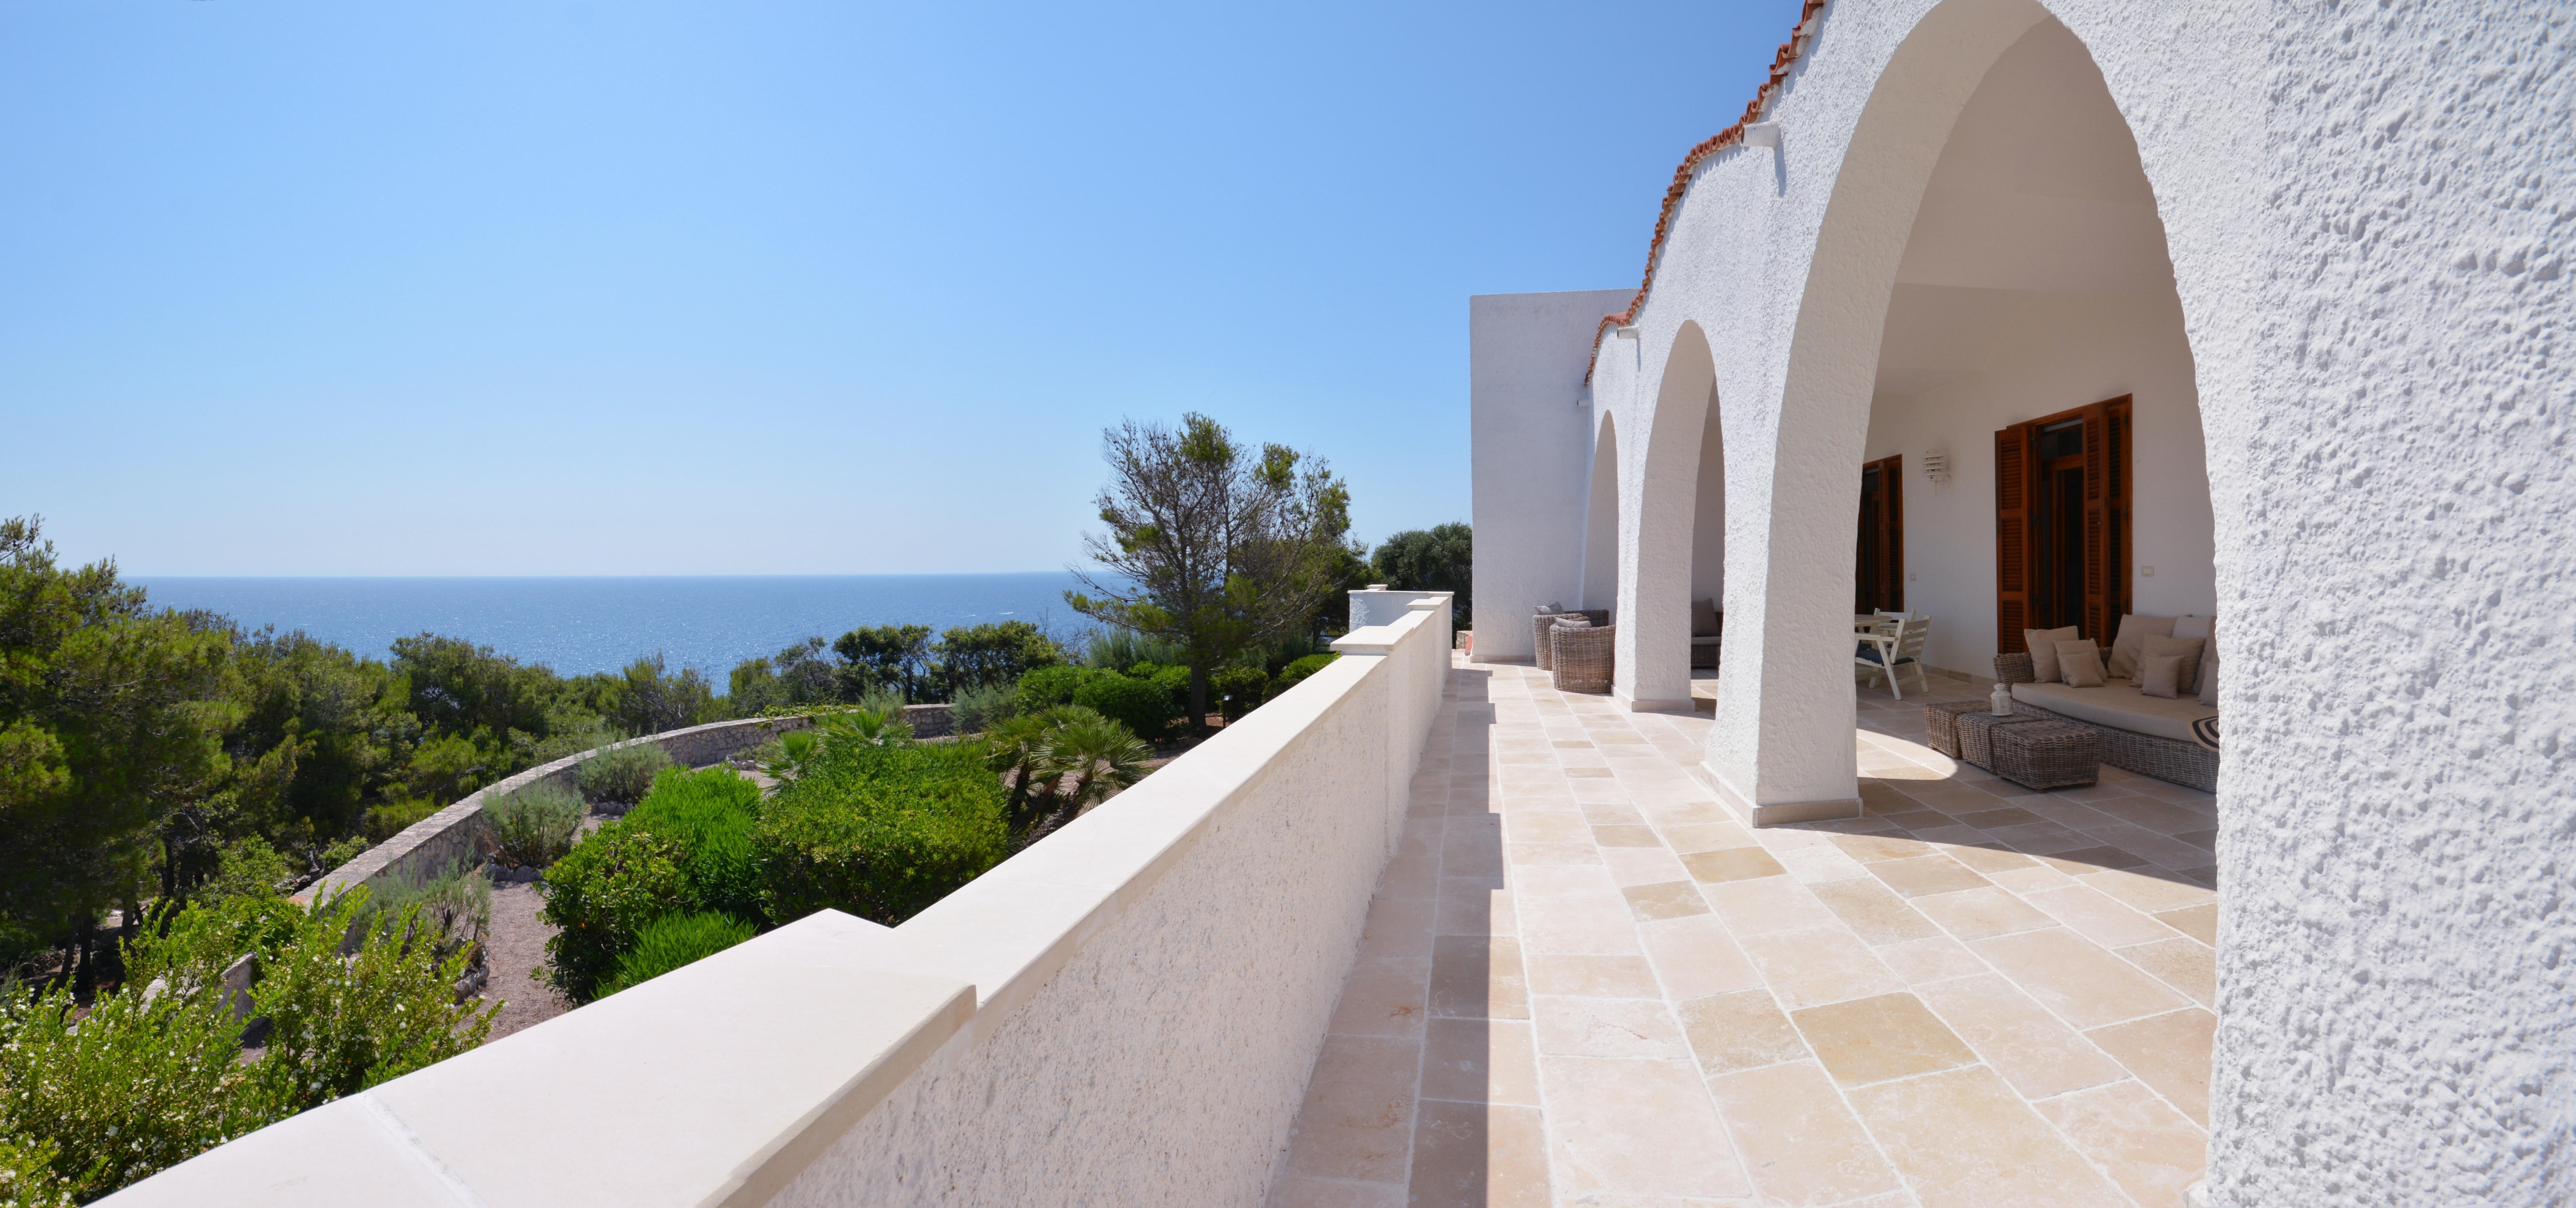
[294, 715, 818, 904]
[120, 593, 1453, 1208]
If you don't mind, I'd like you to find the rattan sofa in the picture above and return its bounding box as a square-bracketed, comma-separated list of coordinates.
[1992, 652, 2218, 793]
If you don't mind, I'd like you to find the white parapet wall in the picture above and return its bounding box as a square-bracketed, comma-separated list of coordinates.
[106, 593, 1452, 1208]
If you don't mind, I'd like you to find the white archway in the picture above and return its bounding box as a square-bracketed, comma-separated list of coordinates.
[1613, 321, 1719, 710]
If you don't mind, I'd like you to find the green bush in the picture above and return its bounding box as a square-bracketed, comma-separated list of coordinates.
[756, 741, 1008, 926]
[1083, 629, 1184, 673]
[249, 889, 498, 1115]
[1211, 666, 1270, 722]
[487, 781, 584, 868]
[360, 859, 490, 964]
[317, 835, 372, 872]
[362, 796, 440, 843]
[576, 741, 673, 805]
[0, 1133, 73, 1208]
[1013, 664, 1102, 716]
[538, 827, 692, 1002]
[1272, 652, 1339, 698]
[622, 767, 765, 923]
[597, 912, 757, 998]
[1073, 672, 1178, 742]
[948, 681, 1017, 735]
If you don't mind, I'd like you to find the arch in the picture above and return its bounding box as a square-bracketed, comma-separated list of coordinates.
[1578, 410, 1620, 613]
[1613, 321, 1719, 709]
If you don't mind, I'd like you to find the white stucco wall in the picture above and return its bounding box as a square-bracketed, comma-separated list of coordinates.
[1862, 288, 2215, 677]
[1689, 391, 1726, 608]
[104, 598, 1456, 1208]
[1469, 288, 1634, 659]
[1470, 0, 2571, 1199]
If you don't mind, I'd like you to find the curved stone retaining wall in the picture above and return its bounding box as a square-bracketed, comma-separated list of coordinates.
[294, 715, 819, 905]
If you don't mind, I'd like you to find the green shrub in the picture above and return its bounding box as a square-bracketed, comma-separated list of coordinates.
[756, 741, 1008, 926]
[0, 1133, 73, 1208]
[949, 681, 1017, 735]
[1272, 652, 1339, 698]
[197, 835, 297, 904]
[597, 912, 757, 998]
[576, 741, 673, 805]
[362, 796, 441, 843]
[360, 859, 490, 964]
[1073, 672, 1177, 742]
[623, 767, 765, 923]
[1211, 666, 1270, 722]
[1083, 629, 1184, 673]
[1013, 664, 1102, 716]
[487, 781, 584, 868]
[249, 889, 498, 1115]
[317, 835, 372, 872]
[538, 827, 692, 1002]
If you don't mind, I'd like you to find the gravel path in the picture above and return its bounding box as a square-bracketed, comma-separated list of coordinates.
[478, 880, 568, 1041]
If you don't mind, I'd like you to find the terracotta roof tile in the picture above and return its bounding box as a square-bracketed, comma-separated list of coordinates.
[1583, 0, 1829, 384]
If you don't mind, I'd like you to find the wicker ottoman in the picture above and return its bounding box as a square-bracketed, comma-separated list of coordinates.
[1551, 624, 1616, 694]
[1956, 711, 2050, 772]
[1990, 719, 2105, 791]
[1922, 701, 1998, 759]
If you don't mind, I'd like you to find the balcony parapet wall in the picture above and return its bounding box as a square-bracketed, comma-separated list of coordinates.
[107, 592, 1452, 1208]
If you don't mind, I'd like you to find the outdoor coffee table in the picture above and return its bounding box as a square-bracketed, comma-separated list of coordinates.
[1989, 718, 2105, 791]
[1922, 701, 1996, 759]
[1956, 710, 2050, 772]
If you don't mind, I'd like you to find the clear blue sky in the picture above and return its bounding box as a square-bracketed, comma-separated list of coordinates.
[3, 0, 1799, 575]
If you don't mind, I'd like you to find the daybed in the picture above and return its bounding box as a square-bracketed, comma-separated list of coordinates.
[1993, 652, 2218, 793]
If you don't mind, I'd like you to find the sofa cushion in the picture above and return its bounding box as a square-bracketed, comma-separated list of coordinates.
[2025, 626, 2080, 681]
[2140, 634, 2205, 695]
[2014, 679, 2219, 745]
[2109, 614, 2177, 679]
[2138, 654, 2184, 699]
[2056, 641, 2108, 687]
[2174, 615, 2216, 695]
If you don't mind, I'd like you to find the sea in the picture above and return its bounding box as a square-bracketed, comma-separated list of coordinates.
[130, 575, 1097, 678]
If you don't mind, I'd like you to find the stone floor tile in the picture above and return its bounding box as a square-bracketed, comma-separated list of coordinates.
[1329, 957, 1431, 1039]
[1508, 841, 1606, 867]
[1532, 995, 1689, 1060]
[1407, 1100, 1550, 1208]
[1681, 846, 1789, 884]
[1539, 1056, 1752, 1200]
[1600, 845, 1694, 888]
[1377, 856, 1439, 900]
[1526, 953, 1662, 999]
[2152, 902, 2219, 946]
[1638, 913, 1764, 1000]
[1420, 1016, 1539, 1107]
[1808, 877, 1943, 947]
[1280, 1034, 1424, 1184]
[1910, 886, 2058, 942]
[2077, 820, 2220, 873]
[1829, 832, 1927, 863]
[2032, 1079, 2209, 1208]
[1914, 973, 2126, 1099]
[1877, 934, 1989, 985]
[1737, 925, 1907, 1009]
[1509, 864, 1619, 897]
[1592, 824, 1663, 848]
[2035, 845, 2151, 874]
[1790, 991, 1978, 1086]
[1515, 890, 1645, 956]
[1941, 842, 2041, 875]
[1707, 1060, 1904, 1205]
[1900, 824, 1986, 847]
[1506, 812, 1592, 844]
[1674, 989, 1809, 1076]
[1266, 1174, 1407, 1208]
[1662, 820, 1762, 853]
[1357, 894, 1438, 961]
[1866, 853, 1992, 899]
[1980, 862, 2079, 895]
[1434, 882, 1514, 937]
[1846, 1065, 2130, 1208]
[2085, 1008, 2216, 1125]
[1970, 928, 2189, 1029]
[2021, 884, 2180, 949]
[1622, 880, 1713, 922]
[1777, 843, 1875, 885]
[2076, 868, 2219, 915]
[1579, 802, 1651, 827]
[1699, 875, 1841, 937]
[2085, 795, 2221, 835]
[1428, 934, 1527, 1021]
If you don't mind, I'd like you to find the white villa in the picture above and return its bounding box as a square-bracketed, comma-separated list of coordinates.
[108, 2, 2567, 1206]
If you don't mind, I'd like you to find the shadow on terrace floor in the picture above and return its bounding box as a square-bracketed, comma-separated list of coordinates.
[1270, 655, 2217, 1208]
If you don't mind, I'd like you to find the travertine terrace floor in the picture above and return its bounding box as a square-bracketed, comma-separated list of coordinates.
[1271, 656, 2218, 1208]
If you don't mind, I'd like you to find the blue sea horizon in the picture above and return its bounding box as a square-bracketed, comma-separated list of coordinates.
[131, 574, 1102, 679]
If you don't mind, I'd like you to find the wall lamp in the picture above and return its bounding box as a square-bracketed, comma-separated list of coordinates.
[1612, 326, 1639, 340]
[1742, 121, 1782, 148]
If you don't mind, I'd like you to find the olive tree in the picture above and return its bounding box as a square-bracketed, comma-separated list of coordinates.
[1066, 414, 1356, 736]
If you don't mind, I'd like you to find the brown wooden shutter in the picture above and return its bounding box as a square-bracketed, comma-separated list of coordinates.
[1883, 455, 1904, 613]
[2106, 397, 2133, 621]
[1994, 423, 2036, 652]
[2080, 402, 2109, 642]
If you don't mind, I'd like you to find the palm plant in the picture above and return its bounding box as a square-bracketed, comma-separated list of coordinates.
[817, 707, 913, 750]
[984, 713, 1059, 838]
[1029, 713, 1153, 842]
[759, 729, 823, 782]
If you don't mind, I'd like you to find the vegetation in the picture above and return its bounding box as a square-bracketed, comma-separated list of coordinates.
[574, 742, 674, 806]
[947, 682, 1017, 735]
[1273, 652, 1340, 696]
[985, 706, 1152, 844]
[1064, 414, 1358, 736]
[1072, 673, 1178, 743]
[597, 912, 757, 998]
[1370, 522, 1472, 625]
[755, 741, 1009, 926]
[486, 782, 584, 868]
[0, 888, 494, 1203]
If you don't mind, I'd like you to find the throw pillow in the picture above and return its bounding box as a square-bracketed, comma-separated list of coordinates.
[1553, 615, 1591, 630]
[2198, 639, 2220, 706]
[2138, 653, 2184, 699]
[2056, 640, 2108, 688]
[2024, 626, 2081, 682]
[2108, 614, 2177, 679]
[2173, 615, 2216, 694]
[1692, 598, 1720, 638]
[2140, 634, 2206, 696]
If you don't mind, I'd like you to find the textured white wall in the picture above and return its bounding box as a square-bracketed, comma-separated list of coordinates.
[1469, 289, 1633, 659]
[1690, 391, 1726, 607]
[1475, 0, 2568, 1199]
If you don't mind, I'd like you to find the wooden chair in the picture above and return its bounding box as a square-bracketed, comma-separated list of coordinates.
[1855, 615, 1932, 700]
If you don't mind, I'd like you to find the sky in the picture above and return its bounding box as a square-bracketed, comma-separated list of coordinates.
[3, 0, 1802, 576]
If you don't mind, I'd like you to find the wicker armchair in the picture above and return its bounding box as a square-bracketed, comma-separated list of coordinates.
[1552, 623, 1616, 693]
[1531, 610, 1609, 670]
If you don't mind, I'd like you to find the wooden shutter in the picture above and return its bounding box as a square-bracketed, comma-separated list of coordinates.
[1994, 424, 2037, 652]
[2077, 396, 2135, 643]
[1882, 455, 1904, 613]
[2107, 397, 2132, 622]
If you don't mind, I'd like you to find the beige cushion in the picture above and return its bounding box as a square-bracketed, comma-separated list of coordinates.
[1692, 598, 1720, 637]
[2024, 626, 2080, 681]
[2173, 615, 2216, 694]
[2057, 640, 2107, 688]
[2013, 679, 2220, 744]
[2199, 639, 2220, 706]
[2138, 653, 2184, 699]
[2140, 634, 2205, 695]
[2109, 614, 2177, 679]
